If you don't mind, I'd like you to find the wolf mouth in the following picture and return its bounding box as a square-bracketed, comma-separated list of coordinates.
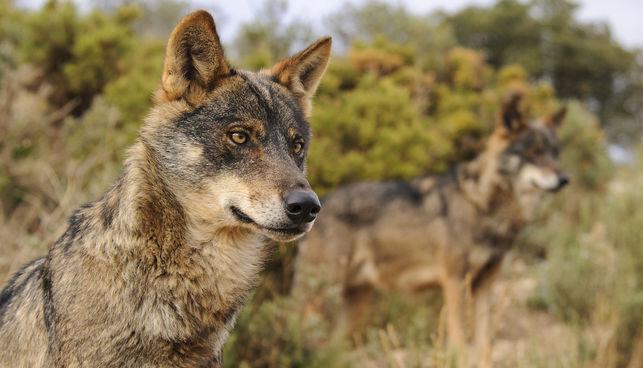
[529, 179, 561, 193]
[230, 206, 304, 235]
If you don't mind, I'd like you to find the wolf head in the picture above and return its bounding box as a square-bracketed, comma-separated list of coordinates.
[492, 93, 569, 216]
[140, 11, 331, 242]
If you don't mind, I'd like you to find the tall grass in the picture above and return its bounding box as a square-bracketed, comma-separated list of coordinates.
[0, 66, 131, 280]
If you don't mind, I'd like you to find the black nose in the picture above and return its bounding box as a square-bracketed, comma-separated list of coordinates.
[557, 175, 570, 189]
[284, 190, 321, 225]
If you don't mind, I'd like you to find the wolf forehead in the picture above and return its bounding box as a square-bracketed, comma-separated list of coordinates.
[174, 70, 311, 143]
[506, 123, 560, 156]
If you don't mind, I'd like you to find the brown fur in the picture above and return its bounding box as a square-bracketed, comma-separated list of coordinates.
[293, 94, 568, 366]
[0, 10, 331, 367]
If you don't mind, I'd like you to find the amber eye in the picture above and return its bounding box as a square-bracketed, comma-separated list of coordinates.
[293, 139, 304, 155]
[229, 131, 249, 145]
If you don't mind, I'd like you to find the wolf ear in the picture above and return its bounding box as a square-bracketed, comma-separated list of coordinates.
[160, 10, 230, 105]
[500, 92, 526, 133]
[546, 106, 567, 129]
[270, 37, 332, 117]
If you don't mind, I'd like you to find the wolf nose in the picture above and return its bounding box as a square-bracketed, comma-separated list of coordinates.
[284, 190, 321, 224]
[553, 175, 569, 192]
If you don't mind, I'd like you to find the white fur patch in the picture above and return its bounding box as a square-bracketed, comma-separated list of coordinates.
[184, 144, 204, 162]
[519, 164, 559, 190]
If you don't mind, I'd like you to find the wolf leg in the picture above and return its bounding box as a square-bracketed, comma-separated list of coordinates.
[339, 232, 379, 338]
[340, 285, 376, 339]
[472, 262, 502, 368]
[441, 275, 468, 362]
[472, 282, 493, 368]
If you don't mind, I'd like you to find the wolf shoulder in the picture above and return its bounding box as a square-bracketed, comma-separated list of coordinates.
[0, 257, 49, 367]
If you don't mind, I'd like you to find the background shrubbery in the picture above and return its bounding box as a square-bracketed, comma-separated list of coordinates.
[0, 0, 641, 367]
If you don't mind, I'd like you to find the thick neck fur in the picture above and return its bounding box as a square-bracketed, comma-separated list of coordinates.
[63, 140, 265, 348]
[455, 133, 526, 243]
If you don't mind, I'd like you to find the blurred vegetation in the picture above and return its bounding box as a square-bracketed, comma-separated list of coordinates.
[525, 148, 643, 367]
[0, 0, 641, 367]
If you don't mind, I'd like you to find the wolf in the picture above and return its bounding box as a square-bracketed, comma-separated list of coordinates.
[0, 10, 331, 367]
[292, 94, 568, 364]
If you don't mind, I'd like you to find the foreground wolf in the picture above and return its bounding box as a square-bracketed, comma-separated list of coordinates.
[0, 10, 330, 367]
[293, 94, 568, 362]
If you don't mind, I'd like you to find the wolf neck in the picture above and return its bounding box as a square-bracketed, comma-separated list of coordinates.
[456, 145, 525, 226]
[99, 141, 189, 252]
[88, 141, 264, 344]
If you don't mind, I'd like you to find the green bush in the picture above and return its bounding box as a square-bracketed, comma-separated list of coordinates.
[103, 40, 165, 129]
[18, 0, 138, 111]
[556, 101, 615, 190]
[309, 75, 449, 194]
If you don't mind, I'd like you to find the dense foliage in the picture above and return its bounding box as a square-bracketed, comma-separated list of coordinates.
[0, 0, 641, 367]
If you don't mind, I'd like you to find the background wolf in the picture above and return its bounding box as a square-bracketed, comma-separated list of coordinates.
[293, 94, 569, 364]
[0, 10, 331, 367]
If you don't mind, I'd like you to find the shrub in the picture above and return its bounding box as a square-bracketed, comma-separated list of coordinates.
[18, 0, 138, 112]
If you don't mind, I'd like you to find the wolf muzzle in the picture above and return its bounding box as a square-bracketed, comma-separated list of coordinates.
[553, 174, 570, 191]
[284, 190, 321, 225]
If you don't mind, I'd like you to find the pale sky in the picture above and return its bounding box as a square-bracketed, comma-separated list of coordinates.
[17, 0, 643, 48]
[197, 0, 643, 49]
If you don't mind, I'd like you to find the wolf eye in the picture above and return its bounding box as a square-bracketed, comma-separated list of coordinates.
[228, 131, 249, 145]
[292, 139, 305, 155]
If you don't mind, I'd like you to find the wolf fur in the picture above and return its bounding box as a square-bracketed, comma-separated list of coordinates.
[0, 10, 331, 367]
[292, 94, 568, 365]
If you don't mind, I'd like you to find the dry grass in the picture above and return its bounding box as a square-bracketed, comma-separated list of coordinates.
[0, 66, 127, 282]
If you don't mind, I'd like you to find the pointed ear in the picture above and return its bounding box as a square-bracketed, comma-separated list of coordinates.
[546, 106, 567, 129]
[500, 92, 526, 133]
[270, 37, 332, 117]
[160, 10, 230, 105]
